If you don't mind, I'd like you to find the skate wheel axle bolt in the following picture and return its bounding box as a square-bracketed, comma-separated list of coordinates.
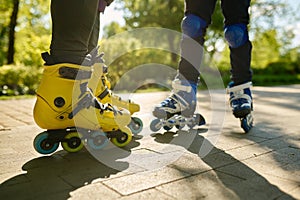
[54, 97, 65, 108]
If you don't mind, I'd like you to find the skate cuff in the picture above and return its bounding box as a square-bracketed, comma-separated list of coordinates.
[226, 82, 252, 94]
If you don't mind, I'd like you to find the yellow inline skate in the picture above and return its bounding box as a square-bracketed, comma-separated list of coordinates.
[87, 48, 143, 135]
[33, 56, 133, 155]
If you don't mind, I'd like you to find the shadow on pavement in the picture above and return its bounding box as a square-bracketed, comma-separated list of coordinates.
[0, 138, 140, 199]
[152, 129, 295, 199]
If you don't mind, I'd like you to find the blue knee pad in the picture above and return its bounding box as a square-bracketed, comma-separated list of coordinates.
[181, 14, 207, 38]
[224, 24, 248, 48]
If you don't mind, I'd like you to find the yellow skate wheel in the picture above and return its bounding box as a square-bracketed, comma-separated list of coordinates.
[61, 132, 83, 153]
[111, 127, 132, 147]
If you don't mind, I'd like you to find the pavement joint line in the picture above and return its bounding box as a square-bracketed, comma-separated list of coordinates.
[101, 166, 195, 196]
[142, 147, 176, 155]
[132, 147, 165, 155]
[133, 168, 215, 194]
[276, 186, 300, 200]
[226, 149, 275, 162]
[101, 180, 129, 196]
[288, 145, 300, 150]
[214, 169, 247, 181]
[169, 164, 212, 177]
[223, 135, 289, 153]
[4, 108, 33, 116]
[263, 172, 300, 185]
[246, 134, 284, 140]
[200, 158, 241, 171]
[0, 128, 11, 131]
[1, 113, 31, 126]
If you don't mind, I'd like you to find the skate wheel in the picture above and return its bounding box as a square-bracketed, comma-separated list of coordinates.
[150, 119, 162, 132]
[34, 131, 59, 155]
[128, 117, 143, 135]
[196, 114, 206, 126]
[175, 124, 185, 130]
[87, 131, 109, 150]
[61, 132, 83, 153]
[111, 127, 132, 147]
[241, 114, 253, 133]
[163, 125, 173, 131]
[163, 119, 175, 131]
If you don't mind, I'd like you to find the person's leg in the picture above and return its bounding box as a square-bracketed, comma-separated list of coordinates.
[222, 0, 253, 118]
[222, 0, 252, 85]
[178, 0, 217, 83]
[49, 0, 99, 65]
[88, 11, 100, 53]
[153, 0, 217, 119]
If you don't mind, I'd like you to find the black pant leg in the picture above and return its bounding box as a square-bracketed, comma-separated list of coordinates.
[221, 0, 252, 84]
[50, 0, 99, 64]
[178, 0, 217, 83]
[88, 12, 100, 53]
[185, 0, 217, 25]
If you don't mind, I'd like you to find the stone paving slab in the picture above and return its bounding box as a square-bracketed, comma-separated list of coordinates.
[0, 85, 299, 199]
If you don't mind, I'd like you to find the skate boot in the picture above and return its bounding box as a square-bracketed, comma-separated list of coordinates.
[150, 79, 205, 132]
[227, 81, 253, 133]
[33, 59, 133, 155]
[86, 49, 143, 135]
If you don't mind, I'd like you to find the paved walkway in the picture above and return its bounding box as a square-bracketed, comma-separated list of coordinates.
[0, 85, 299, 200]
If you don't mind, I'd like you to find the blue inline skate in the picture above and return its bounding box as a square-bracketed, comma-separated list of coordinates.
[151, 79, 205, 132]
[227, 81, 253, 133]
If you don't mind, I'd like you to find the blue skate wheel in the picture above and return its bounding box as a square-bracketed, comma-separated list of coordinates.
[150, 119, 162, 132]
[196, 114, 206, 126]
[34, 131, 59, 155]
[241, 114, 253, 133]
[87, 131, 109, 150]
[128, 117, 143, 135]
[163, 125, 173, 131]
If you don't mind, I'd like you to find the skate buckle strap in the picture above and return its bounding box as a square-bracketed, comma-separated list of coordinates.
[226, 82, 252, 94]
[98, 86, 110, 100]
[230, 93, 252, 102]
[172, 80, 192, 93]
[227, 82, 252, 102]
[68, 92, 93, 119]
[171, 93, 189, 110]
[69, 88, 109, 119]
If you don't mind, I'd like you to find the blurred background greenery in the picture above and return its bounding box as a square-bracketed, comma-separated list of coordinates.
[0, 0, 299, 96]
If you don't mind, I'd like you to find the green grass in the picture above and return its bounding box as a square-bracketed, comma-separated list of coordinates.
[0, 95, 35, 100]
[252, 74, 300, 86]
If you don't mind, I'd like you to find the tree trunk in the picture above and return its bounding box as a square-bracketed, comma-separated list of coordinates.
[7, 0, 19, 64]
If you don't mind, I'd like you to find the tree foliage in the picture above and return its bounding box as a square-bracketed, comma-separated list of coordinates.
[0, 0, 299, 96]
[0, 0, 50, 66]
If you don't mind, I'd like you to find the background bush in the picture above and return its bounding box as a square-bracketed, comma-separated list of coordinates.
[0, 65, 42, 96]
